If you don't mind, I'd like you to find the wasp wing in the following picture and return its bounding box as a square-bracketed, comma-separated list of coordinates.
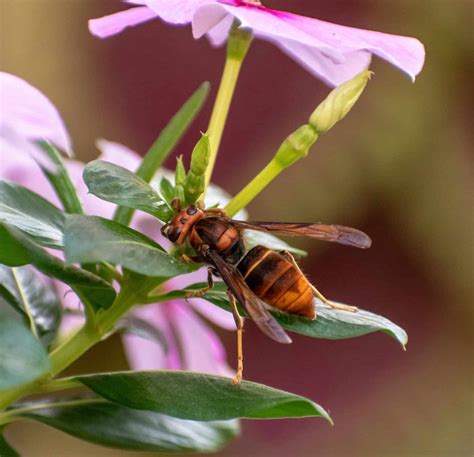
[232, 220, 371, 249]
[207, 249, 292, 344]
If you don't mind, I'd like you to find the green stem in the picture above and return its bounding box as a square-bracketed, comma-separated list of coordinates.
[33, 377, 82, 394]
[225, 160, 283, 217]
[203, 24, 252, 193]
[225, 125, 318, 216]
[0, 278, 153, 412]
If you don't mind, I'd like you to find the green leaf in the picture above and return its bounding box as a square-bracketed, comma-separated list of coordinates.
[0, 180, 65, 249]
[76, 371, 331, 422]
[0, 266, 61, 348]
[0, 319, 50, 390]
[38, 142, 83, 214]
[159, 177, 175, 205]
[19, 398, 239, 453]
[0, 224, 116, 312]
[64, 215, 195, 278]
[243, 230, 307, 257]
[165, 283, 408, 348]
[83, 161, 173, 222]
[0, 430, 20, 457]
[114, 81, 210, 226]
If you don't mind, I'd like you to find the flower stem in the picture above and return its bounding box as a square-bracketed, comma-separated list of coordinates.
[0, 276, 158, 412]
[204, 24, 252, 193]
[225, 125, 319, 216]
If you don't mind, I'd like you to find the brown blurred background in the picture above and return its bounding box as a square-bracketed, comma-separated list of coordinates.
[1, 0, 473, 456]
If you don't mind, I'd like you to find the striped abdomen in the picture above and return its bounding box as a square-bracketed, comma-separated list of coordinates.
[237, 245, 315, 319]
[192, 217, 245, 265]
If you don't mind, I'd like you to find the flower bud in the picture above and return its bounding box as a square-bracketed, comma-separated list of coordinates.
[184, 133, 210, 204]
[273, 125, 318, 169]
[309, 70, 372, 134]
[175, 156, 186, 203]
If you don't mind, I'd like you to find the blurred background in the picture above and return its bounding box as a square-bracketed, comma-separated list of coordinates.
[1, 0, 473, 456]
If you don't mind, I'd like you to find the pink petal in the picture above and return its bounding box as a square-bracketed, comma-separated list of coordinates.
[193, 3, 425, 84]
[0, 72, 72, 155]
[145, 0, 207, 25]
[95, 138, 142, 171]
[89, 6, 159, 38]
[168, 301, 233, 376]
[123, 303, 182, 370]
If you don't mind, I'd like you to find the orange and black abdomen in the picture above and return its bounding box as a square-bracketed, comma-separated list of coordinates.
[192, 217, 245, 265]
[237, 246, 315, 319]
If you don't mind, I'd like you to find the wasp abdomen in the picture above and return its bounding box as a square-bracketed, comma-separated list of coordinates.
[237, 246, 315, 319]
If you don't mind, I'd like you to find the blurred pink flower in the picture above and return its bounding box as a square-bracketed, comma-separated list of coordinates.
[0, 72, 72, 171]
[0, 73, 234, 376]
[89, 0, 425, 85]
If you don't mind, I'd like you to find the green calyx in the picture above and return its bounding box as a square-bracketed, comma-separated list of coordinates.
[273, 125, 318, 168]
[184, 134, 211, 205]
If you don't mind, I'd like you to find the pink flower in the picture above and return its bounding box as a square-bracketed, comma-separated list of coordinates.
[0, 73, 234, 376]
[89, 1, 425, 86]
[0, 72, 72, 171]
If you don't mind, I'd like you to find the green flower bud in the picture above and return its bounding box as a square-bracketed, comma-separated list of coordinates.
[174, 156, 186, 203]
[184, 134, 211, 204]
[273, 124, 318, 169]
[309, 70, 372, 134]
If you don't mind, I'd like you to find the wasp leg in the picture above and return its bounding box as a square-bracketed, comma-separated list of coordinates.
[227, 291, 244, 385]
[280, 250, 357, 313]
[185, 267, 215, 299]
[310, 284, 358, 312]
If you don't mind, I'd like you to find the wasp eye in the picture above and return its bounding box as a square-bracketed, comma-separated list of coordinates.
[187, 206, 197, 215]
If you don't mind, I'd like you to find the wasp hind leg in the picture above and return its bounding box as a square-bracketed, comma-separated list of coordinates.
[185, 267, 215, 299]
[310, 284, 358, 312]
[280, 250, 357, 313]
[227, 291, 244, 385]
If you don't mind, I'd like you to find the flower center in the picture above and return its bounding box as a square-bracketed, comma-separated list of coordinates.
[242, 0, 262, 5]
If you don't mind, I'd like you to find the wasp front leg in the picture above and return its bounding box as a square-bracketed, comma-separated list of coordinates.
[184, 267, 216, 299]
[227, 291, 244, 385]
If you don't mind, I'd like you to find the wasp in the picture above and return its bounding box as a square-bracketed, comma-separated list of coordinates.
[161, 200, 371, 383]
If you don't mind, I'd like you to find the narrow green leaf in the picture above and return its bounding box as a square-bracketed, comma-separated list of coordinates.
[64, 215, 195, 278]
[83, 161, 172, 222]
[164, 283, 408, 347]
[38, 142, 84, 214]
[0, 319, 50, 390]
[20, 398, 239, 453]
[0, 180, 65, 249]
[0, 224, 116, 312]
[114, 81, 210, 226]
[0, 430, 20, 457]
[76, 371, 331, 422]
[0, 266, 61, 348]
